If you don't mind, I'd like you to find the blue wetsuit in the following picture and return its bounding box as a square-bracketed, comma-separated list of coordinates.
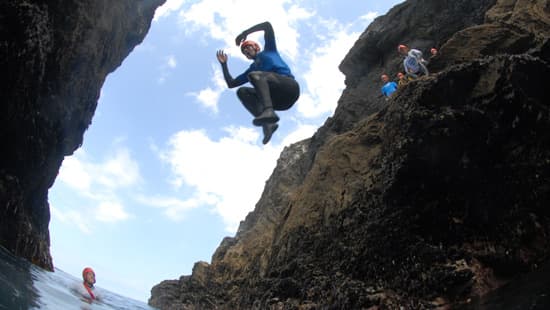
[381, 81, 398, 97]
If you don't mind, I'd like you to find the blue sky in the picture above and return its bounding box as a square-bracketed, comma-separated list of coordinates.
[48, 0, 404, 302]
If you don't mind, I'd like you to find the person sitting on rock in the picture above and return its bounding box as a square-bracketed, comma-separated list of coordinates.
[380, 74, 398, 98]
[396, 72, 409, 88]
[216, 21, 300, 145]
[398, 44, 429, 79]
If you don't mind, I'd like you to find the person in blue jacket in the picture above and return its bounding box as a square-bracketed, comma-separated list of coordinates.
[216, 21, 300, 144]
[380, 74, 398, 98]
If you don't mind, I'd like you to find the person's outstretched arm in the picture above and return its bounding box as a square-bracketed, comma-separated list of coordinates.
[235, 21, 276, 51]
[216, 50, 245, 88]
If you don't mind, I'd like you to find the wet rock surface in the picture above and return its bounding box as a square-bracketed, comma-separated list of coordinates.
[0, 0, 165, 270]
[150, 0, 550, 309]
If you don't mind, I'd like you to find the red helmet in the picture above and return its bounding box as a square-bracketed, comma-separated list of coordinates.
[397, 44, 408, 52]
[82, 267, 95, 279]
[240, 40, 260, 53]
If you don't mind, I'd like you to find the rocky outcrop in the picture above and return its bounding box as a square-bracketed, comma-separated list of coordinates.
[0, 0, 165, 270]
[150, 0, 550, 309]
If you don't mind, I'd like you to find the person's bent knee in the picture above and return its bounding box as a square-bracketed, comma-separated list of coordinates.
[237, 87, 254, 99]
[236, 87, 247, 97]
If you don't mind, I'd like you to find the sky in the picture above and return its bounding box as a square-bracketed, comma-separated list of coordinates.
[48, 0, 405, 303]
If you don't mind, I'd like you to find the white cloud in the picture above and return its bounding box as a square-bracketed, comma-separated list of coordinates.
[360, 11, 380, 23]
[153, 0, 185, 21]
[159, 128, 281, 231]
[280, 123, 317, 146]
[54, 147, 141, 228]
[158, 55, 178, 84]
[95, 149, 141, 189]
[95, 201, 130, 223]
[167, 55, 177, 68]
[194, 87, 220, 112]
[136, 195, 204, 221]
[57, 152, 92, 192]
[189, 64, 225, 113]
[50, 205, 92, 235]
[297, 22, 362, 118]
[176, 0, 314, 62]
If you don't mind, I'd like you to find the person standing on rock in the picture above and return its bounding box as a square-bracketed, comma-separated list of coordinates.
[216, 21, 300, 145]
[398, 44, 429, 79]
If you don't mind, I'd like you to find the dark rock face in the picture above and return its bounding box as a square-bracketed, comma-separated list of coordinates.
[150, 0, 550, 309]
[0, 0, 165, 270]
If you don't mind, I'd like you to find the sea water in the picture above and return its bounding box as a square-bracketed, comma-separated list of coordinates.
[0, 246, 157, 310]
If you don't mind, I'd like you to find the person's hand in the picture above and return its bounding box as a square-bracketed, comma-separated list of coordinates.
[216, 50, 228, 64]
[235, 32, 247, 46]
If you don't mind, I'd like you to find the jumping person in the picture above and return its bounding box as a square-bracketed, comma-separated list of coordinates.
[216, 21, 300, 144]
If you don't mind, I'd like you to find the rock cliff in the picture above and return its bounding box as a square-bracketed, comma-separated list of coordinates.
[150, 0, 550, 309]
[0, 0, 165, 270]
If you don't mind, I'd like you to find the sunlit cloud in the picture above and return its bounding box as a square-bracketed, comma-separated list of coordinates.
[58, 148, 142, 193]
[167, 55, 177, 68]
[57, 152, 92, 193]
[158, 55, 178, 84]
[95, 149, 142, 189]
[50, 205, 92, 235]
[153, 0, 185, 21]
[175, 0, 314, 62]
[95, 201, 130, 223]
[297, 20, 363, 118]
[136, 195, 207, 221]
[159, 127, 282, 231]
[189, 64, 225, 113]
[360, 11, 380, 23]
[280, 123, 317, 146]
[54, 147, 141, 228]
